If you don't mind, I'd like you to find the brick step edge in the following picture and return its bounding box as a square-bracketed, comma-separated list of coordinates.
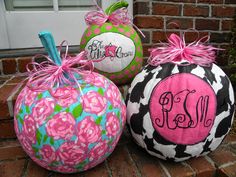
[0, 133, 236, 177]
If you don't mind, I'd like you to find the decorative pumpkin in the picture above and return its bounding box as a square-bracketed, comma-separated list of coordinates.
[14, 32, 126, 173]
[80, 0, 143, 85]
[126, 34, 235, 162]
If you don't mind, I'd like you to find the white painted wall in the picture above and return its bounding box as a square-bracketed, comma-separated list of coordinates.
[0, 0, 133, 49]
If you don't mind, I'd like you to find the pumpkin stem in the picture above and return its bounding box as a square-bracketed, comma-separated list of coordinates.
[105, 0, 129, 15]
[38, 31, 62, 66]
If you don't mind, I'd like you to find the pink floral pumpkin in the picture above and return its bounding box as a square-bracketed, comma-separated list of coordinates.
[14, 72, 126, 173]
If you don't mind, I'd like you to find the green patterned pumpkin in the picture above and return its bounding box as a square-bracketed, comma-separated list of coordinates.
[80, 1, 143, 85]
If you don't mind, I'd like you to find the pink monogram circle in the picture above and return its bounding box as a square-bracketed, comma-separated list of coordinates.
[149, 73, 216, 145]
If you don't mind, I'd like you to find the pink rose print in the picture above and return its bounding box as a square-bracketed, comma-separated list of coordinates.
[105, 43, 117, 58]
[57, 141, 87, 166]
[14, 118, 20, 135]
[109, 136, 121, 153]
[53, 165, 77, 173]
[89, 141, 108, 162]
[22, 115, 36, 144]
[105, 84, 121, 108]
[14, 99, 22, 115]
[39, 145, 56, 163]
[14, 88, 26, 114]
[82, 91, 107, 116]
[18, 134, 34, 156]
[84, 74, 106, 88]
[46, 112, 76, 140]
[24, 88, 38, 107]
[77, 116, 102, 144]
[106, 112, 120, 137]
[85, 155, 107, 170]
[31, 157, 50, 169]
[121, 104, 127, 127]
[32, 98, 55, 126]
[52, 86, 79, 107]
[82, 164, 91, 171]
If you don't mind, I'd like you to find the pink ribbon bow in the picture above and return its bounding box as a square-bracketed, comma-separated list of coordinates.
[85, 7, 131, 26]
[26, 41, 93, 92]
[148, 33, 220, 67]
[85, 5, 145, 38]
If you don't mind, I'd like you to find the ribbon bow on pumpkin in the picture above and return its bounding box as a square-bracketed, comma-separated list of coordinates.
[26, 41, 93, 93]
[85, 1, 145, 37]
[85, 8, 131, 26]
[148, 33, 220, 67]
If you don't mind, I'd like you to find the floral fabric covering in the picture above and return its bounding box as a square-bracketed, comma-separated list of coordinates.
[14, 73, 126, 173]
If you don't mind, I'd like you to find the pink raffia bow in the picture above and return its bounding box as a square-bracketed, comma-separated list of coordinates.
[148, 33, 221, 67]
[85, 5, 145, 38]
[85, 7, 131, 26]
[26, 41, 93, 92]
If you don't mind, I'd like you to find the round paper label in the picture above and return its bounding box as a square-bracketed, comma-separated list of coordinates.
[85, 32, 135, 73]
[149, 73, 216, 145]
